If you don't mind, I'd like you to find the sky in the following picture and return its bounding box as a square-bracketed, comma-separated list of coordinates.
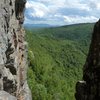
[25, 0, 100, 26]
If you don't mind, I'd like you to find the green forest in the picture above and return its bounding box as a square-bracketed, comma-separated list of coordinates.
[25, 23, 94, 100]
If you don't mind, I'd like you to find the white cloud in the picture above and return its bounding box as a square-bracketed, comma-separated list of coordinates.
[89, 1, 100, 10]
[63, 16, 98, 24]
[26, 1, 49, 18]
[25, 0, 100, 25]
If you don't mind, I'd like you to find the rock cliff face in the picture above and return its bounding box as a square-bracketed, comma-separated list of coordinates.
[75, 19, 100, 100]
[0, 0, 31, 99]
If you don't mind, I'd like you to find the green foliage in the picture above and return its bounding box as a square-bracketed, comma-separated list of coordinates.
[25, 23, 94, 100]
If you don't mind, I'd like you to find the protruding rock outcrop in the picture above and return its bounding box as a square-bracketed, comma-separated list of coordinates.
[75, 19, 100, 100]
[0, 0, 31, 99]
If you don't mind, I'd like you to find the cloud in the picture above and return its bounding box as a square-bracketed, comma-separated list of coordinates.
[63, 16, 98, 24]
[25, 0, 100, 25]
[26, 1, 49, 18]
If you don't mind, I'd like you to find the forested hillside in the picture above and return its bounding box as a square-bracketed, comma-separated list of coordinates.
[25, 23, 94, 100]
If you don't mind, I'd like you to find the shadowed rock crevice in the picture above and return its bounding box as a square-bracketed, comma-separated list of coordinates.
[75, 19, 100, 100]
[15, 0, 26, 25]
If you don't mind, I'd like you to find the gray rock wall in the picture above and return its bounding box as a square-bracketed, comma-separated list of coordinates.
[75, 20, 100, 100]
[0, 0, 31, 99]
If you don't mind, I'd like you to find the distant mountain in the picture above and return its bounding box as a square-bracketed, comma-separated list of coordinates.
[24, 24, 55, 28]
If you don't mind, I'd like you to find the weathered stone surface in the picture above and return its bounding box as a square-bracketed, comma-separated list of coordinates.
[19, 81, 32, 100]
[0, 0, 31, 99]
[75, 19, 100, 100]
[0, 91, 17, 100]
